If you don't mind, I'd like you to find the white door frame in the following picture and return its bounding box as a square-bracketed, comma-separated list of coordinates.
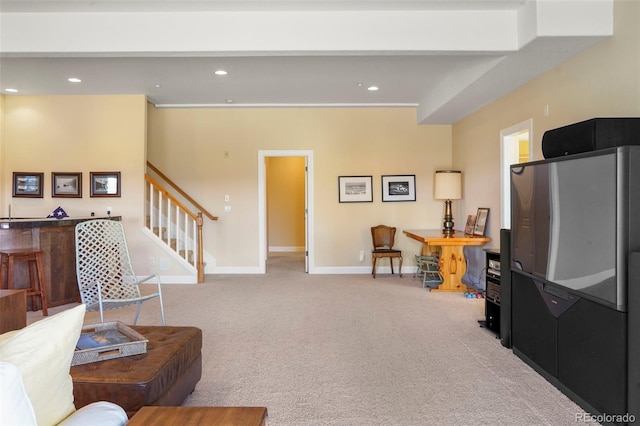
[500, 119, 533, 229]
[258, 150, 314, 274]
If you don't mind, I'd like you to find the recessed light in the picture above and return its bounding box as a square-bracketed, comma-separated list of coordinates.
[225, 99, 234, 103]
[5, 88, 18, 93]
[68, 77, 82, 83]
[367, 86, 379, 91]
[356, 83, 363, 87]
[214, 70, 228, 76]
[155, 84, 161, 88]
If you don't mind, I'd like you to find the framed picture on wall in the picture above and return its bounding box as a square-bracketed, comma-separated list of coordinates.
[90, 172, 121, 197]
[381, 175, 416, 202]
[473, 208, 490, 236]
[338, 176, 373, 203]
[12, 172, 44, 198]
[52, 172, 82, 198]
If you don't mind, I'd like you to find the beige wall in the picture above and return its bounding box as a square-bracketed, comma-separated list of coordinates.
[147, 107, 453, 272]
[0, 95, 5, 212]
[452, 0, 640, 247]
[3, 0, 636, 277]
[266, 156, 305, 252]
[0, 95, 182, 276]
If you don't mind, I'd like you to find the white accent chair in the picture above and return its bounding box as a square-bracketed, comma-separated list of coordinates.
[75, 219, 166, 325]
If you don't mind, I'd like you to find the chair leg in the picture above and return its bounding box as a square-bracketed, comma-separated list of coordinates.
[372, 256, 377, 278]
[159, 296, 166, 326]
[398, 256, 403, 278]
[33, 253, 48, 316]
[390, 258, 395, 275]
[133, 302, 143, 325]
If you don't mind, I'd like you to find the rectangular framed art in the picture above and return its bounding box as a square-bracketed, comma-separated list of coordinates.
[12, 172, 44, 198]
[338, 176, 373, 203]
[381, 175, 416, 202]
[90, 172, 121, 197]
[464, 215, 476, 235]
[473, 207, 490, 236]
[52, 172, 82, 198]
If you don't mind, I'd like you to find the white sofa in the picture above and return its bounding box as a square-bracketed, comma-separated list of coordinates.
[0, 305, 127, 426]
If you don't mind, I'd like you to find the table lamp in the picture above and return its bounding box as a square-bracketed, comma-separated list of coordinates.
[434, 170, 462, 235]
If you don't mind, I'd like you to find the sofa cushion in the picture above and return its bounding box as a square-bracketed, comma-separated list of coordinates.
[0, 304, 86, 426]
[57, 402, 128, 426]
[0, 361, 37, 426]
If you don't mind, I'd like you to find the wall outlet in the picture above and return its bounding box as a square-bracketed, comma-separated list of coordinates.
[106, 207, 112, 216]
[224, 205, 231, 212]
[359, 250, 365, 262]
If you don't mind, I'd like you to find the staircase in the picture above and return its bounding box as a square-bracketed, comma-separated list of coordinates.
[145, 162, 218, 283]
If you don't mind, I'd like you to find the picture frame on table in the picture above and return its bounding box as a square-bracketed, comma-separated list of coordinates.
[338, 176, 373, 203]
[12, 172, 44, 198]
[381, 175, 416, 202]
[464, 215, 476, 235]
[90, 172, 121, 197]
[473, 208, 490, 236]
[52, 172, 82, 198]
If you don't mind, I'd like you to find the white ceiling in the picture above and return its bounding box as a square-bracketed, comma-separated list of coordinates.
[0, 0, 613, 124]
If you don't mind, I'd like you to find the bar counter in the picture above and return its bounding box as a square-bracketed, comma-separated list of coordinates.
[0, 216, 120, 308]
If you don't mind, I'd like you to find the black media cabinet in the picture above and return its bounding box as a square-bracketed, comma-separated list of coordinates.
[484, 250, 501, 335]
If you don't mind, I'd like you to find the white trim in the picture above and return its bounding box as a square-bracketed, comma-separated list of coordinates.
[155, 103, 417, 109]
[500, 118, 533, 229]
[258, 150, 315, 274]
[312, 266, 414, 275]
[209, 266, 264, 274]
[269, 246, 305, 252]
[149, 275, 197, 284]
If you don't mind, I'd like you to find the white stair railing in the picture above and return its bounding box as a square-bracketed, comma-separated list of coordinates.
[145, 174, 205, 282]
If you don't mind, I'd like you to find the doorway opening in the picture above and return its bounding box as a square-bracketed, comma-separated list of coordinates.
[500, 119, 533, 229]
[258, 150, 314, 274]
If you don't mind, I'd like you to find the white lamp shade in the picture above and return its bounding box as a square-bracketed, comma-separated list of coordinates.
[434, 170, 462, 200]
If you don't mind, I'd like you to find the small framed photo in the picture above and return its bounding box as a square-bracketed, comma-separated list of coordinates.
[464, 215, 476, 235]
[338, 176, 373, 203]
[12, 172, 44, 198]
[381, 175, 416, 202]
[473, 208, 490, 236]
[52, 172, 82, 198]
[90, 172, 121, 197]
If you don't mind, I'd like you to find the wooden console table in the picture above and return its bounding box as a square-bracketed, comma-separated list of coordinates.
[127, 406, 268, 426]
[0, 289, 26, 333]
[403, 229, 490, 292]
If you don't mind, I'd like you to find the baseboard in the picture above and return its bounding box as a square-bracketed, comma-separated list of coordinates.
[268, 246, 305, 252]
[152, 275, 198, 284]
[311, 266, 415, 275]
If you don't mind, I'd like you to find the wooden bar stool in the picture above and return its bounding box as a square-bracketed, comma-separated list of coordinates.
[0, 248, 48, 316]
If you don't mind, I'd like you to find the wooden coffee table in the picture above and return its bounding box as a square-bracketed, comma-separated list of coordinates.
[127, 406, 268, 425]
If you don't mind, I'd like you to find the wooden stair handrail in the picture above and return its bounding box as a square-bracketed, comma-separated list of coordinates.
[147, 161, 219, 221]
[145, 175, 199, 219]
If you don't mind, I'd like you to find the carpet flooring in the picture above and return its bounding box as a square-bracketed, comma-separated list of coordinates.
[31, 252, 598, 425]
